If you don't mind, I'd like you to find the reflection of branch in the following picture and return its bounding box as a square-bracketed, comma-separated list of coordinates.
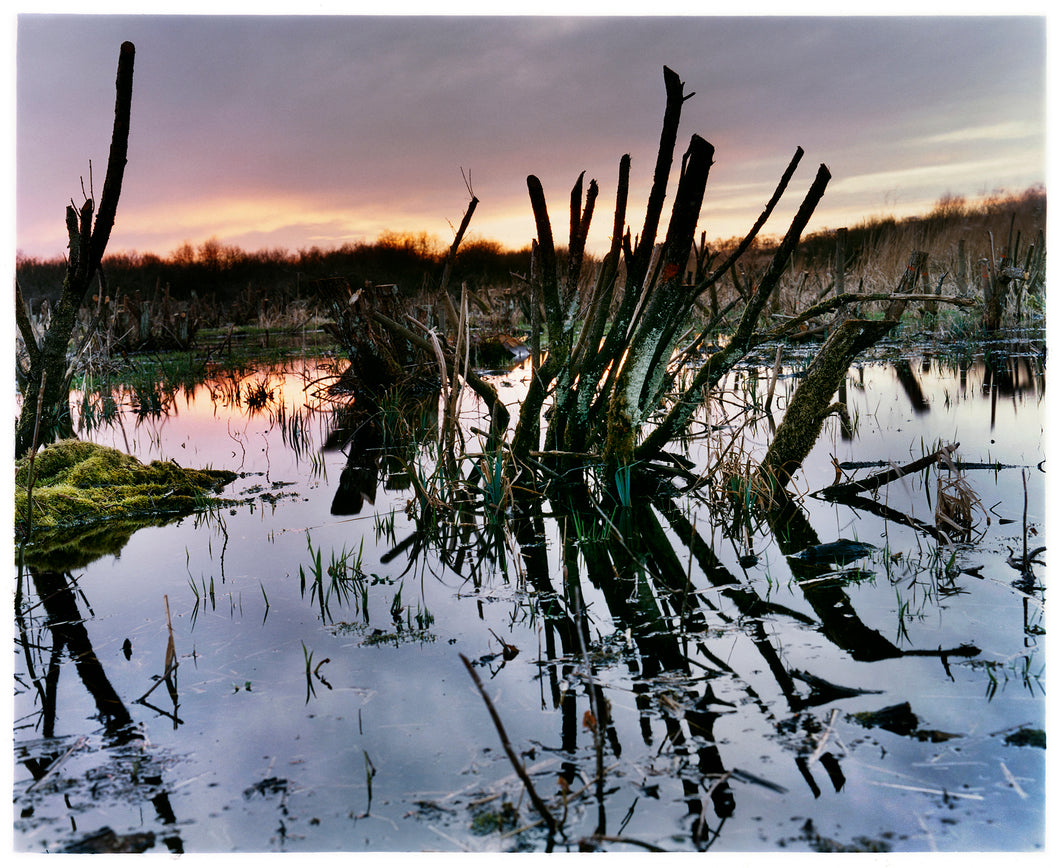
[135, 660, 179, 704]
[580, 833, 668, 853]
[819, 490, 948, 543]
[459, 653, 558, 837]
[137, 697, 184, 727]
[26, 737, 87, 792]
[29, 569, 133, 734]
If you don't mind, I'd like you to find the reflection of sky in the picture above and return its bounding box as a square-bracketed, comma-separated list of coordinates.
[790, 354, 1047, 532]
[836, 356, 1046, 467]
[75, 361, 344, 477]
[15, 350, 1047, 852]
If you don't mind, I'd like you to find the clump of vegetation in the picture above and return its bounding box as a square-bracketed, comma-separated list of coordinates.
[1005, 727, 1046, 749]
[14, 439, 236, 536]
[470, 800, 520, 836]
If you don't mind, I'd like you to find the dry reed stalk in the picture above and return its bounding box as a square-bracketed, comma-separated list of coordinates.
[806, 708, 841, 766]
[163, 594, 176, 673]
[26, 737, 88, 793]
[764, 344, 783, 413]
[934, 450, 985, 543]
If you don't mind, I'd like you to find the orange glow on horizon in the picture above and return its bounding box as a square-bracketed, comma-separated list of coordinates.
[29, 163, 1039, 265]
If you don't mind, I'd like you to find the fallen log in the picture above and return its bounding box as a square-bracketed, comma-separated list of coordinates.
[815, 442, 959, 499]
[758, 318, 898, 488]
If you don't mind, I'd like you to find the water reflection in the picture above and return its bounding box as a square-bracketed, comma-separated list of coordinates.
[13, 343, 1046, 852]
[380, 343, 1044, 848]
[15, 563, 185, 853]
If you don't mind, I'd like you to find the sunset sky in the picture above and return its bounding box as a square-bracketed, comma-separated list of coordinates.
[12, 6, 1049, 262]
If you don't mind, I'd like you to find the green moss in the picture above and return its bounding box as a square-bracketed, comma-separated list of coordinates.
[470, 801, 519, 836]
[15, 439, 237, 536]
[1004, 728, 1046, 749]
[603, 390, 636, 468]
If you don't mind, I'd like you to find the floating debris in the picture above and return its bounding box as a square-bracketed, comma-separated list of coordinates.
[792, 538, 877, 566]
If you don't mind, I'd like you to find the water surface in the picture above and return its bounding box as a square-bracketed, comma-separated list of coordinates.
[13, 340, 1046, 853]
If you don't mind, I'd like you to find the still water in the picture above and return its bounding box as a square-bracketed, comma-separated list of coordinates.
[13, 340, 1046, 852]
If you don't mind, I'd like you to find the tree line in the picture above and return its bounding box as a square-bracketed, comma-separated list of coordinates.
[15, 230, 533, 318]
[17, 184, 1043, 321]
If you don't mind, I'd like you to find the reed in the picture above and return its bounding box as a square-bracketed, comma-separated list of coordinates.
[300, 533, 369, 624]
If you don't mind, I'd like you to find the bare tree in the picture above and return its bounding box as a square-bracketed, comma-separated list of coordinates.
[15, 41, 135, 458]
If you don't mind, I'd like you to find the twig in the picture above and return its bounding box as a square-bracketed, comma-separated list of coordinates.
[694, 771, 733, 848]
[135, 660, 179, 703]
[427, 825, 472, 851]
[1000, 762, 1028, 799]
[459, 653, 558, 837]
[868, 780, 983, 800]
[806, 708, 840, 766]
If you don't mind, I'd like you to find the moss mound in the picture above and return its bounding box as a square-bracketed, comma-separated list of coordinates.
[15, 439, 237, 534]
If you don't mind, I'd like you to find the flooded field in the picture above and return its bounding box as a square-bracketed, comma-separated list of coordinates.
[13, 333, 1046, 853]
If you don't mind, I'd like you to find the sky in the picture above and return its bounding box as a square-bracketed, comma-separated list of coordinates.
[9, 5, 1050, 263]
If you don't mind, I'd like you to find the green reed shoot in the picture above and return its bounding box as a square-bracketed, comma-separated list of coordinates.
[300, 532, 369, 624]
[614, 463, 633, 508]
[302, 641, 316, 702]
[373, 508, 397, 542]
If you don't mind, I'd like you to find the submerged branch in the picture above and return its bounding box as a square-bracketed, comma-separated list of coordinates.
[459, 653, 559, 838]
